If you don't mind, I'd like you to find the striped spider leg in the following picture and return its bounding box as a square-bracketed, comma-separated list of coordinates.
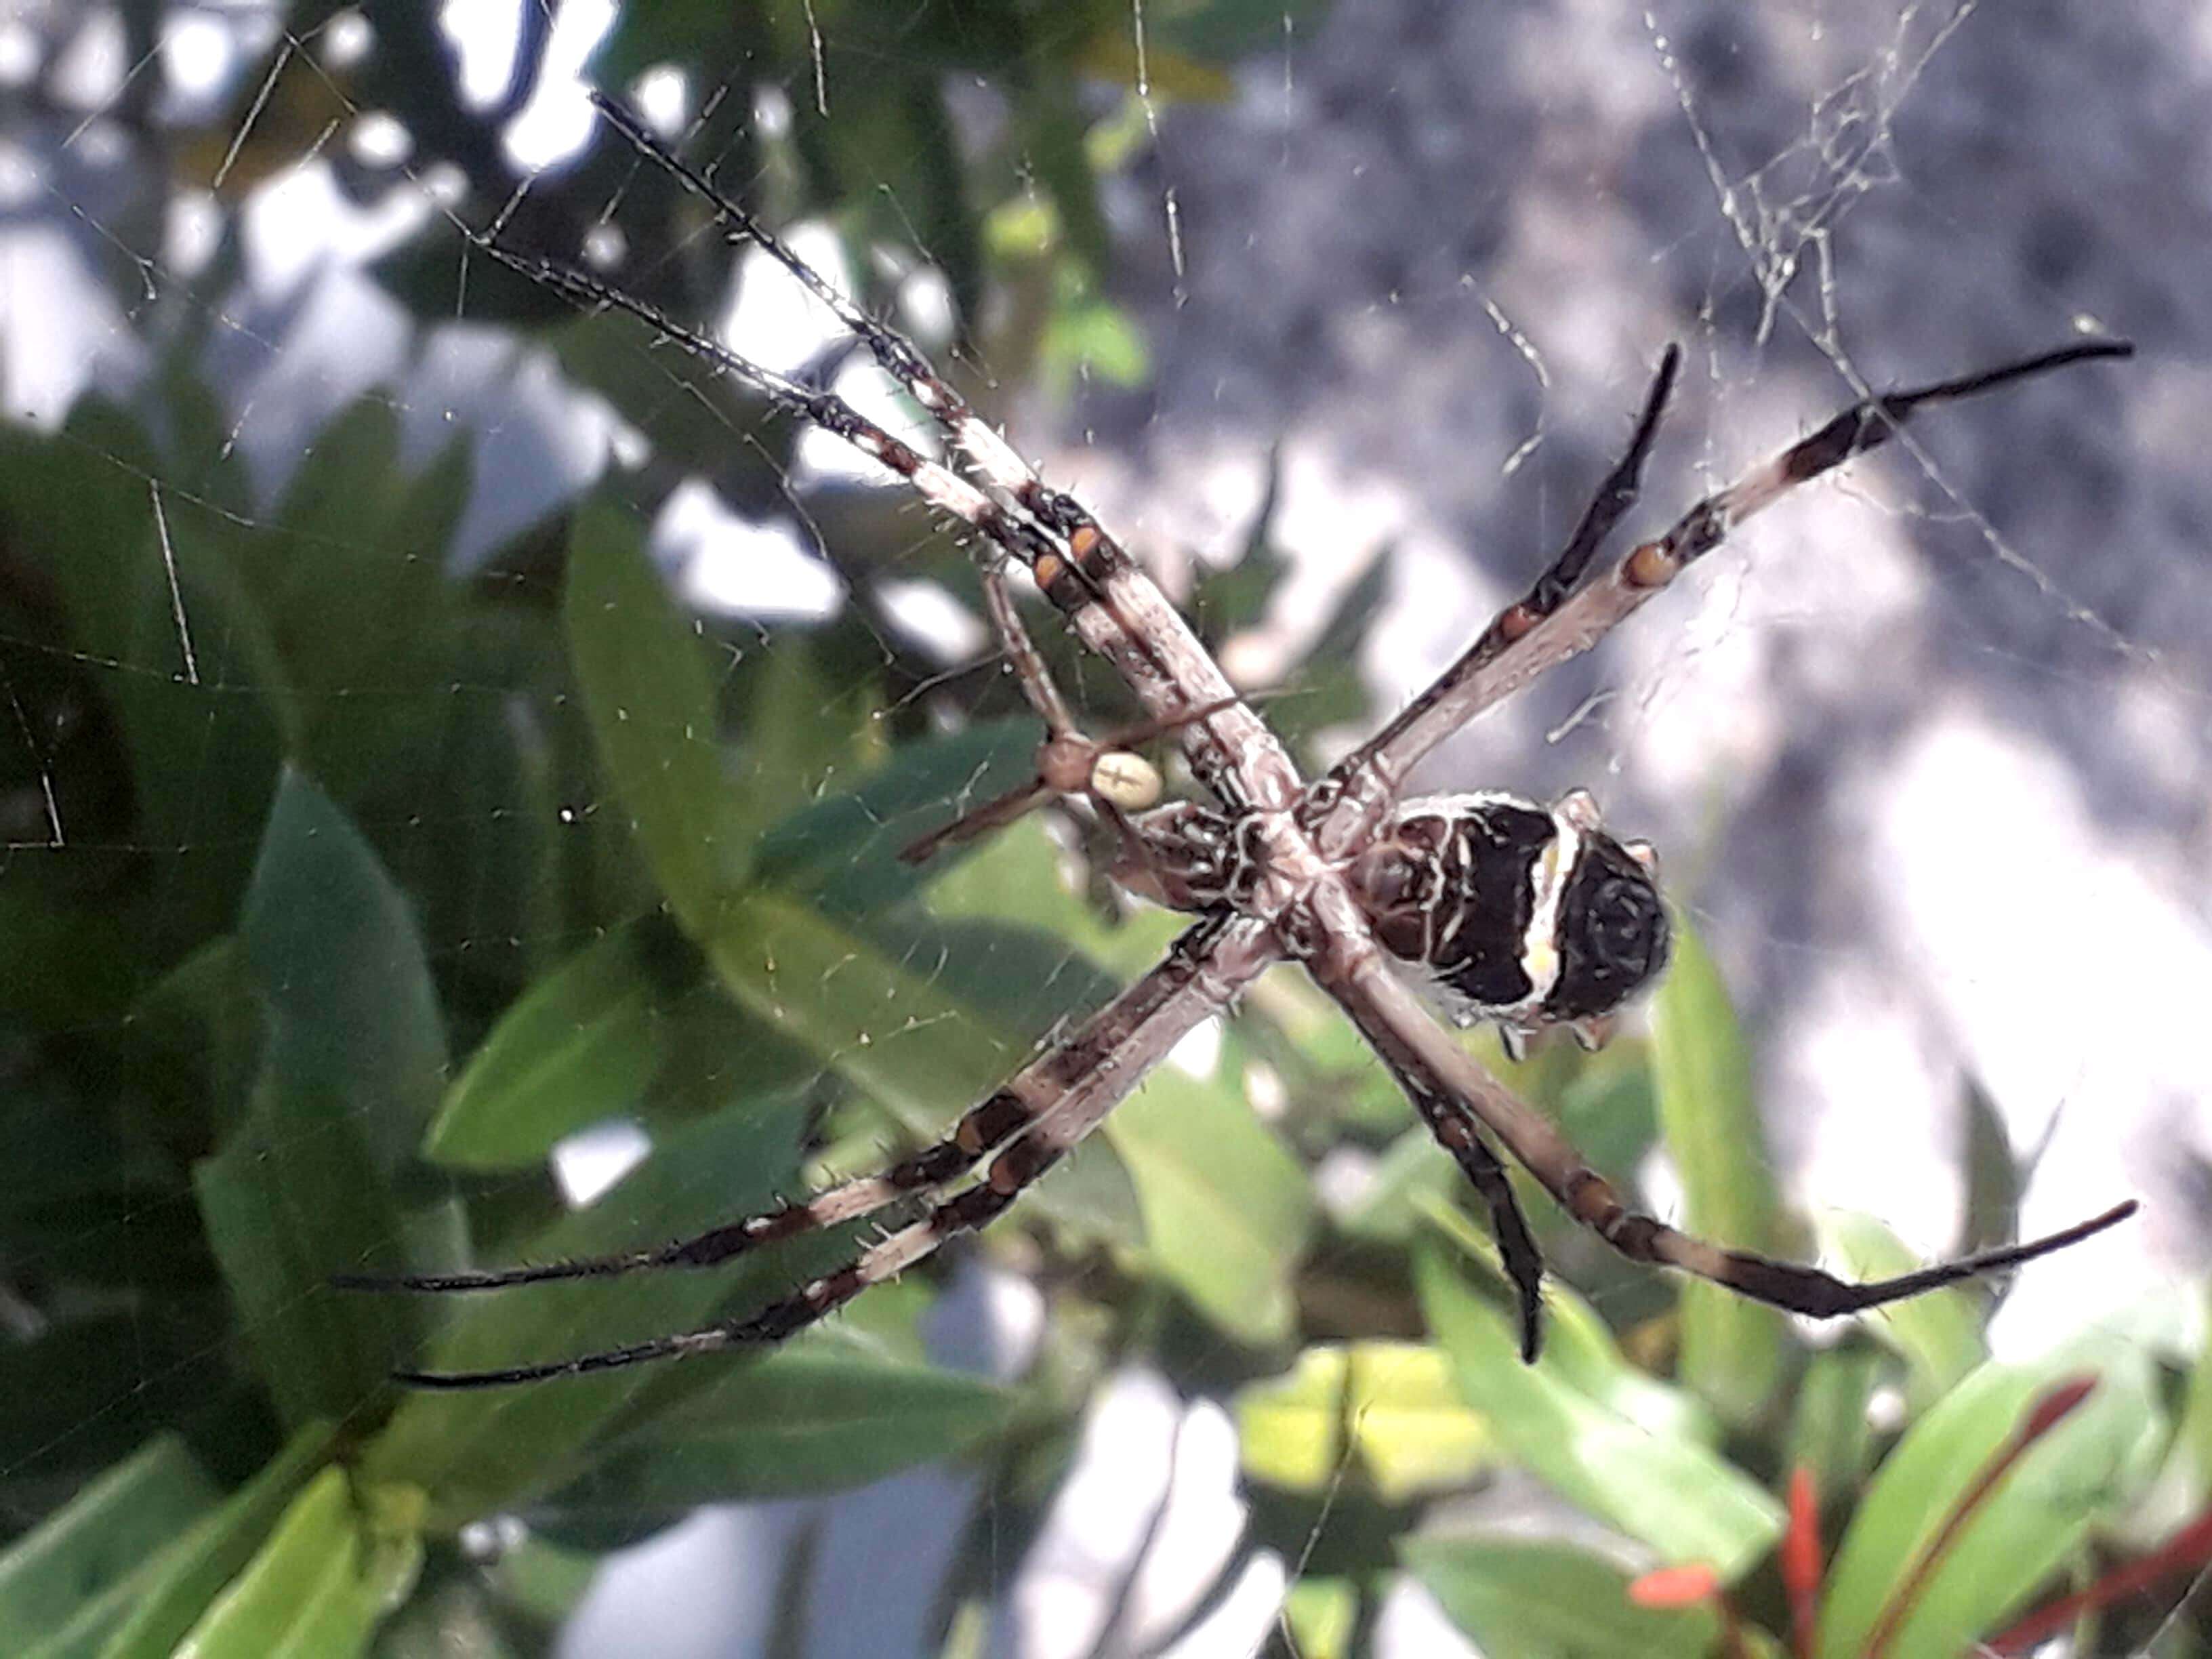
[337, 98, 2137, 1384]
[581, 91, 1288, 817]
[337, 101, 1326, 1387]
[1311, 337, 2139, 856]
[1303, 337, 2138, 1338]
[342, 916, 1273, 1387]
[1338, 958, 2134, 1336]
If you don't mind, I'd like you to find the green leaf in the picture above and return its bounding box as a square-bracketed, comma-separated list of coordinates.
[922, 813, 1184, 980]
[1648, 921, 1784, 1426]
[544, 1333, 1010, 1509]
[1234, 1343, 1490, 1500]
[2154, 1286, 2212, 1507]
[1420, 1198, 1707, 1447]
[239, 769, 448, 1176]
[359, 1092, 811, 1526]
[565, 499, 739, 930]
[1189, 448, 1292, 644]
[1818, 1348, 2167, 1658]
[0, 1437, 218, 1654]
[244, 398, 457, 728]
[0, 402, 287, 962]
[1415, 1244, 1782, 1578]
[552, 306, 779, 488]
[1008, 70, 1113, 279]
[1782, 1343, 1883, 1502]
[703, 890, 1139, 1244]
[1282, 1578, 1359, 1659]
[1105, 1058, 1315, 1346]
[705, 888, 1031, 1136]
[806, 76, 982, 325]
[727, 634, 878, 851]
[424, 916, 686, 1169]
[1959, 1076, 2026, 1256]
[1338, 1127, 1462, 1244]
[97, 1422, 336, 1659]
[1816, 1210, 1983, 1410]
[752, 717, 1040, 919]
[1265, 550, 1389, 754]
[927, 823, 1312, 1340]
[169, 1470, 422, 1659]
[712, 861, 1310, 1343]
[194, 769, 448, 1425]
[1403, 1536, 1719, 1659]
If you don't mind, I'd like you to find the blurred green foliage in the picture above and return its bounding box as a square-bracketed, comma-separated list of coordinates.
[0, 4, 2201, 1657]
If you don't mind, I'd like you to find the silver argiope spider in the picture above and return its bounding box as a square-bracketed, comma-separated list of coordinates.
[337, 93, 2138, 1386]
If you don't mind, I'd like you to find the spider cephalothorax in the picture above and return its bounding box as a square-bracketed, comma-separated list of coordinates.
[336, 91, 2137, 1388]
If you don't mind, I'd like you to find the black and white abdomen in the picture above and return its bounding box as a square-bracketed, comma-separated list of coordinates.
[1346, 790, 1671, 1035]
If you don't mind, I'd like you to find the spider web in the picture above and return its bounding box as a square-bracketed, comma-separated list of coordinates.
[2, 2, 2208, 1656]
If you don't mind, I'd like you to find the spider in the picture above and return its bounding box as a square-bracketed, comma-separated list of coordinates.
[337, 93, 2138, 1386]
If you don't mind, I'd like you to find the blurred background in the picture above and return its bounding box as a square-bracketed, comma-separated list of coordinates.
[1, 2, 2209, 1656]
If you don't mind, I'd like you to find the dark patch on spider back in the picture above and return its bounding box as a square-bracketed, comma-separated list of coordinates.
[1542, 834, 1671, 1021]
[1429, 802, 1555, 1009]
[1354, 800, 1554, 1012]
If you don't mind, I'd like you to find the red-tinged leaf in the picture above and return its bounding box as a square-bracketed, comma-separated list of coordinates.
[1990, 1504, 2212, 1654]
[1630, 1563, 1720, 1609]
[2020, 1374, 2099, 1439]
[1783, 1465, 1822, 1659]
[1405, 1536, 1720, 1658]
[1863, 1375, 2108, 1656]
[1819, 1351, 2163, 1658]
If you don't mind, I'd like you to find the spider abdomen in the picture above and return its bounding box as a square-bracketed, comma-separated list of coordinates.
[1349, 795, 1560, 1015]
[1348, 792, 1672, 1029]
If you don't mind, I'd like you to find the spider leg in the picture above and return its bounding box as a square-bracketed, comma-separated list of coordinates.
[383, 917, 1277, 1388]
[334, 1074, 1049, 1296]
[582, 94, 1297, 815]
[585, 92, 1039, 508]
[1328, 954, 2137, 1339]
[1314, 338, 2133, 851]
[1372, 1041, 1547, 1359]
[1311, 346, 1678, 842]
[983, 558, 1080, 733]
[341, 914, 1246, 1302]
[469, 237, 1064, 577]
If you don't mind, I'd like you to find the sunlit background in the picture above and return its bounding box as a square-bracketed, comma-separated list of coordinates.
[2, 2, 2209, 1655]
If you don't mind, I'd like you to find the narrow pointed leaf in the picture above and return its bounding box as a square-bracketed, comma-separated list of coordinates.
[0, 1438, 218, 1652]
[194, 770, 447, 1425]
[98, 1422, 336, 1659]
[1106, 1062, 1315, 1345]
[424, 916, 682, 1169]
[1404, 1536, 1719, 1659]
[1416, 1244, 1781, 1576]
[169, 1470, 422, 1659]
[1650, 921, 1784, 1425]
[544, 1334, 1010, 1509]
[565, 499, 738, 929]
[359, 1092, 813, 1526]
[1818, 1349, 2165, 1657]
[1816, 1209, 1983, 1409]
[1234, 1343, 1490, 1500]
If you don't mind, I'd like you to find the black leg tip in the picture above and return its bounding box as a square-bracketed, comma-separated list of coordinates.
[1519, 1314, 1544, 1365]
